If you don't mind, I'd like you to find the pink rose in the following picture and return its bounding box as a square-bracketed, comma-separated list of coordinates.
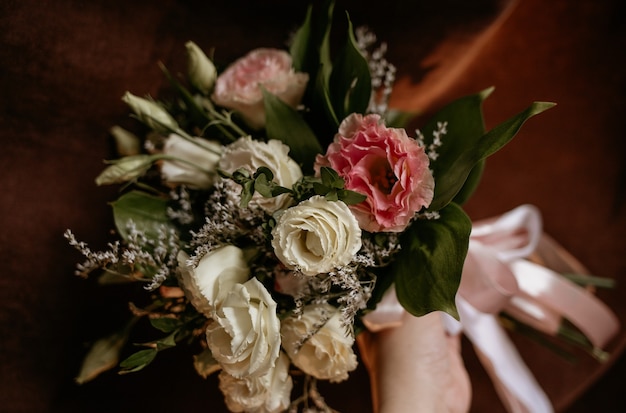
[212, 48, 309, 130]
[315, 113, 434, 233]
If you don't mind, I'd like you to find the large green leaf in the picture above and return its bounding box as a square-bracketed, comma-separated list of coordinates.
[263, 89, 322, 173]
[289, 4, 313, 73]
[452, 159, 485, 205]
[299, 0, 338, 145]
[289, 0, 334, 76]
[479, 101, 556, 157]
[421, 88, 490, 210]
[328, 12, 371, 120]
[111, 190, 175, 242]
[393, 202, 472, 319]
[314, 65, 339, 131]
[425, 89, 555, 210]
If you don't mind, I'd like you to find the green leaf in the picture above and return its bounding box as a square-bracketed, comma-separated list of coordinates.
[422, 88, 490, 210]
[156, 332, 177, 350]
[75, 323, 134, 384]
[318, 4, 333, 81]
[313, 66, 339, 130]
[320, 166, 342, 188]
[240, 180, 254, 208]
[297, 1, 339, 143]
[289, 4, 314, 73]
[111, 190, 175, 242]
[313, 182, 330, 195]
[452, 159, 485, 205]
[150, 317, 182, 333]
[425, 88, 555, 210]
[254, 166, 274, 180]
[254, 173, 273, 197]
[262, 88, 322, 173]
[393, 203, 472, 319]
[480, 101, 556, 157]
[289, 0, 334, 76]
[328, 12, 372, 120]
[231, 167, 251, 184]
[118, 348, 157, 374]
[337, 189, 366, 205]
[270, 186, 292, 197]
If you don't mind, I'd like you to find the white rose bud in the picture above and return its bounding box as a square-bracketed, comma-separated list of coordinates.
[176, 247, 249, 317]
[207, 277, 281, 378]
[281, 303, 358, 382]
[219, 137, 302, 213]
[186, 41, 217, 95]
[271, 196, 361, 276]
[109, 125, 141, 156]
[161, 133, 222, 189]
[95, 155, 154, 186]
[122, 91, 178, 134]
[218, 352, 293, 413]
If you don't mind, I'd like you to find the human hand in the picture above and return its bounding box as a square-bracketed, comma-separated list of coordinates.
[357, 311, 472, 413]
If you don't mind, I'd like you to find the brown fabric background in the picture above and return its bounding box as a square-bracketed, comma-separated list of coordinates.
[1, 0, 624, 412]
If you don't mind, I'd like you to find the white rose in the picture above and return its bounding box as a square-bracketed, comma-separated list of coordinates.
[271, 196, 361, 276]
[211, 48, 309, 130]
[219, 137, 302, 212]
[207, 277, 281, 378]
[161, 133, 222, 189]
[218, 352, 293, 413]
[281, 303, 358, 382]
[176, 246, 249, 317]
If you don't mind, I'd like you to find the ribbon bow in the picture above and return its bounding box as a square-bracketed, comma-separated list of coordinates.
[364, 204, 620, 413]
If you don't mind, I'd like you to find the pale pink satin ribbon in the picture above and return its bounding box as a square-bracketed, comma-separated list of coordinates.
[363, 204, 620, 413]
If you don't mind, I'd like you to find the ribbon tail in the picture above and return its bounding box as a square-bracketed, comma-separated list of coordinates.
[457, 296, 554, 413]
[510, 259, 620, 349]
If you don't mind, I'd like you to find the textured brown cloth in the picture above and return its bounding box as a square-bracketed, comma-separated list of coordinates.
[1, 0, 624, 412]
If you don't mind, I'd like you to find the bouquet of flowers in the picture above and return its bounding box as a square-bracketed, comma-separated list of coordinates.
[65, 1, 618, 412]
